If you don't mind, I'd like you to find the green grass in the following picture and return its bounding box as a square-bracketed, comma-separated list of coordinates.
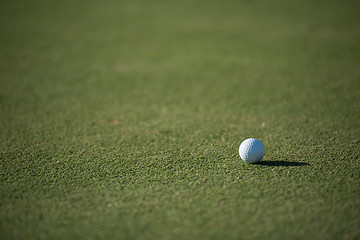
[1, 0, 360, 239]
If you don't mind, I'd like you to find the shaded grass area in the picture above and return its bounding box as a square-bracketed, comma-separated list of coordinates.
[255, 161, 310, 166]
[1, 0, 360, 239]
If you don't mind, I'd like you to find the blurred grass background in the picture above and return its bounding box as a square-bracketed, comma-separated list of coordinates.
[1, 0, 360, 239]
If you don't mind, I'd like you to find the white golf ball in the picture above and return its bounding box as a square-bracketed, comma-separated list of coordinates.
[239, 138, 265, 163]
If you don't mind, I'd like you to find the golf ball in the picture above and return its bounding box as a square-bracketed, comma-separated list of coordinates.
[239, 138, 265, 163]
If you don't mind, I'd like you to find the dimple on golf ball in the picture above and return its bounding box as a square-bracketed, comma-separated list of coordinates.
[239, 138, 265, 163]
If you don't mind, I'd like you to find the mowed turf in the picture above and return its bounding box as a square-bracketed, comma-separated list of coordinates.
[1, 0, 360, 239]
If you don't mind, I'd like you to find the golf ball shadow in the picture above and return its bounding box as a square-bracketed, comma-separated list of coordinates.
[254, 160, 310, 167]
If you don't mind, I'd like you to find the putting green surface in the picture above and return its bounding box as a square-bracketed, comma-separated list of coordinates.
[1, 0, 360, 239]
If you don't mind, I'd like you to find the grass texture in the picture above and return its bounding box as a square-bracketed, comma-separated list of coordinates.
[1, 0, 360, 239]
